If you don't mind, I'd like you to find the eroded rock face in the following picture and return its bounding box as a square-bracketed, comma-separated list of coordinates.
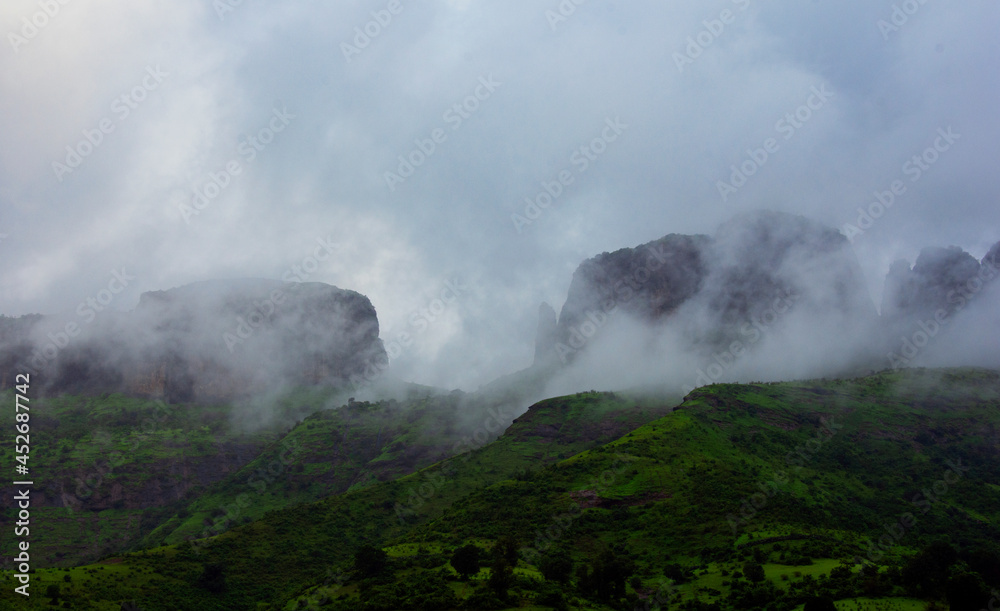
[539, 211, 879, 365]
[881, 245, 992, 322]
[1, 279, 386, 401]
[700, 211, 877, 328]
[557, 233, 711, 334]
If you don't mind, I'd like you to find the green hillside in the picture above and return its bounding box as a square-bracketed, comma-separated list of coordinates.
[0, 392, 287, 567]
[0, 382, 531, 568]
[3, 368, 999, 610]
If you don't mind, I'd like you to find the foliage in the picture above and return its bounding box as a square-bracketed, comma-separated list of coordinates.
[449, 544, 481, 579]
[4, 368, 1000, 611]
[354, 545, 389, 579]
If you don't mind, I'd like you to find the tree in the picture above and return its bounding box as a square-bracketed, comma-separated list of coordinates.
[903, 541, 958, 598]
[353, 545, 388, 579]
[742, 561, 766, 583]
[196, 562, 226, 593]
[450, 544, 482, 579]
[493, 535, 519, 566]
[488, 557, 515, 599]
[582, 550, 635, 600]
[539, 552, 574, 583]
[967, 543, 1000, 585]
[946, 566, 990, 611]
[803, 597, 837, 611]
[663, 562, 691, 584]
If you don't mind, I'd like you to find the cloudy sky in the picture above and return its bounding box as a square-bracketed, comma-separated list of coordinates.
[1, 0, 997, 390]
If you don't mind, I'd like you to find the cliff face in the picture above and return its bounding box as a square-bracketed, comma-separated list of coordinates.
[881, 245, 995, 322]
[556, 233, 710, 334]
[541, 211, 880, 366]
[2, 279, 386, 401]
[702, 211, 878, 328]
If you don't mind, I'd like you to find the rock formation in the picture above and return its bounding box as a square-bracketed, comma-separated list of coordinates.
[0, 279, 386, 402]
[537, 211, 881, 367]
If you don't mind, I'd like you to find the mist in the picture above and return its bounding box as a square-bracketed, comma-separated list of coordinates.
[1, 0, 998, 397]
[532, 211, 999, 402]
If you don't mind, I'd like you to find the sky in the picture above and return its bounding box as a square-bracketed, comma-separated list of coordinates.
[1, 0, 998, 391]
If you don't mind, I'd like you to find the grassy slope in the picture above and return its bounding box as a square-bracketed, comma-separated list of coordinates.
[4, 368, 999, 609]
[286, 368, 1000, 610]
[139, 387, 511, 548]
[0, 391, 673, 609]
[0, 383, 512, 569]
[0, 392, 285, 567]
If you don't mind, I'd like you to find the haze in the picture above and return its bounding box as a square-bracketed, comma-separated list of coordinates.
[1, 0, 998, 391]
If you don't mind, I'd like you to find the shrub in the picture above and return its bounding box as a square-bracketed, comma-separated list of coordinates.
[450, 544, 482, 580]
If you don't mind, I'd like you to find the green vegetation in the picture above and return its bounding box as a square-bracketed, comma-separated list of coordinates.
[2, 368, 999, 610]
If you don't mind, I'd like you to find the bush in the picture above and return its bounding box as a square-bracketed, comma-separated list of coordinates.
[196, 563, 226, 593]
[353, 545, 389, 579]
[450, 544, 482, 580]
[537, 591, 568, 611]
[742, 562, 766, 583]
[539, 552, 574, 583]
[803, 597, 837, 611]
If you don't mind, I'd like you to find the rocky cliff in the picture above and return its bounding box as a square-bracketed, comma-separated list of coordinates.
[0, 279, 386, 402]
[881, 245, 998, 323]
[539, 211, 880, 367]
[535, 210, 997, 377]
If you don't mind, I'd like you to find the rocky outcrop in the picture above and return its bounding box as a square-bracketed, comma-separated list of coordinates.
[557, 233, 710, 333]
[532, 210, 999, 380]
[2, 279, 386, 402]
[881, 245, 996, 322]
[537, 211, 879, 366]
[701, 211, 877, 328]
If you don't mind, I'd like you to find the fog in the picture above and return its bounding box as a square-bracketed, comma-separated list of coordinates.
[533, 210, 999, 402]
[1, 1, 998, 395]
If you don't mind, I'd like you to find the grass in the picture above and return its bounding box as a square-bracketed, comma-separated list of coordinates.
[3, 367, 999, 610]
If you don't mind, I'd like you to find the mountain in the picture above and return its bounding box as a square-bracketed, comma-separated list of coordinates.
[7, 367, 997, 610]
[2, 212, 999, 609]
[0, 380, 537, 569]
[534, 210, 997, 384]
[881, 244, 999, 324]
[0, 279, 386, 402]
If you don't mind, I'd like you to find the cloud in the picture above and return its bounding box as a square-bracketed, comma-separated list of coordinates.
[1, 0, 997, 390]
